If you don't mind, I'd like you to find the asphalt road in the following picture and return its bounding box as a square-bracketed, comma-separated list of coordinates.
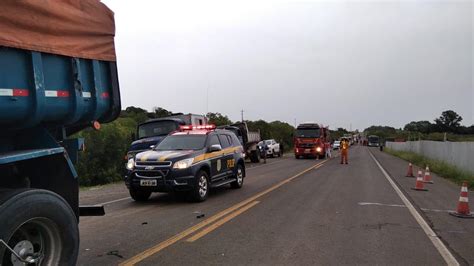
[78, 146, 473, 265]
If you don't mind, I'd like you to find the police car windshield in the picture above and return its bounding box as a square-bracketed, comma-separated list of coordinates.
[295, 129, 320, 138]
[138, 121, 179, 139]
[155, 135, 207, 151]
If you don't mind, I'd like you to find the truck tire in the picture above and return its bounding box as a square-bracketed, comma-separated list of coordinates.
[250, 150, 260, 163]
[129, 188, 152, 202]
[0, 189, 79, 266]
[231, 164, 244, 189]
[191, 170, 209, 202]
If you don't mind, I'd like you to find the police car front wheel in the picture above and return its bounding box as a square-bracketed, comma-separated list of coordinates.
[129, 188, 151, 202]
[231, 164, 244, 189]
[191, 170, 209, 202]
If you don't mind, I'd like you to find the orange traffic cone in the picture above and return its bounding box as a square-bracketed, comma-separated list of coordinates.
[406, 163, 414, 177]
[449, 182, 473, 218]
[423, 166, 433, 184]
[411, 170, 428, 191]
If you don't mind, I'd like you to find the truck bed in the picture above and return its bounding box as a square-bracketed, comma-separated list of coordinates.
[0, 46, 120, 135]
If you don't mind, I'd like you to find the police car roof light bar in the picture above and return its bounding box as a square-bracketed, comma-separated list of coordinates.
[179, 124, 216, 131]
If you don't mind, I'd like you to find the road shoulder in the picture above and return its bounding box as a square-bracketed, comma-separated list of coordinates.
[370, 148, 474, 265]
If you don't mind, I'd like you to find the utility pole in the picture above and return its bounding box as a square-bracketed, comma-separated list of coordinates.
[294, 118, 297, 128]
[241, 109, 244, 122]
[206, 87, 209, 114]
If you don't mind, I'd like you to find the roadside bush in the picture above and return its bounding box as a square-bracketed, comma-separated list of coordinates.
[76, 117, 135, 186]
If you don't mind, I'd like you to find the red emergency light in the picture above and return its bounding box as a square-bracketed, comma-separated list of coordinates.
[179, 124, 216, 131]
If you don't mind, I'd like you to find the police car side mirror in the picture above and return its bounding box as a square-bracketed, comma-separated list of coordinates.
[208, 144, 222, 153]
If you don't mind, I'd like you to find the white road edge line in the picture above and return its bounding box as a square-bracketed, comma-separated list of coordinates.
[369, 151, 459, 266]
[358, 202, 452, 213]
[98, 197, 131, 206]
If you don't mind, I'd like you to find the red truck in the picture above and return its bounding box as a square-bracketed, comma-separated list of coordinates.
[294, 123, 330, 159]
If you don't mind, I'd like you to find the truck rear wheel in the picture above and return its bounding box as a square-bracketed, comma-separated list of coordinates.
[129, 188, 152, 202]
[249, 150, 260, 163]
[0, 189, 79, 266]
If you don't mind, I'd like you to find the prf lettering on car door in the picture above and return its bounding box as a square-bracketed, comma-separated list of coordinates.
[227, 159, 235, 168]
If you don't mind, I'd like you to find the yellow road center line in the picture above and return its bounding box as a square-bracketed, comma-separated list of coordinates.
[186, 201, 260, 242]
[119, 160, 326, 266]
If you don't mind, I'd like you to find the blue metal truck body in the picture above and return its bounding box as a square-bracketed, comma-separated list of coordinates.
[0, 47, 120, 132]
[0, 2, 119, 263]
[0, 46, 121, 217]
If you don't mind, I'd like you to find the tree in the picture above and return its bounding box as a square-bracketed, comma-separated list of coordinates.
[121, 106, 149, 124]
[364, 125, 397, 141]
[403, 120, 434, 134]
[434, 110, 462, 133]
[330, 128, 349, 140]
[153, 107, 173, 118]
[206, 112, 232, 126]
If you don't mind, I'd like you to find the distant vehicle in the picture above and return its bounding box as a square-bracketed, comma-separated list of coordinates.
[333, 140, 341, 150]
[126, 113, 207, 159]
[260, 139, 281, 157]
[368, 135, 380, 147]
[125, 125, 246, 202]
[294, 123, 330, 159]
[217, 122, 262, 163]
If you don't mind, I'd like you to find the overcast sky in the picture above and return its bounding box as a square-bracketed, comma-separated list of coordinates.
[103, 0, 473, 131]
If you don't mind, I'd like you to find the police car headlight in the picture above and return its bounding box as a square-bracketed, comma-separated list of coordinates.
[126, 158, 135, 170]
[173, 158, 194, 169]
[316, 147, 322, 152]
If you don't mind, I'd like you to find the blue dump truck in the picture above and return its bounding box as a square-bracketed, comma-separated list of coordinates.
[0, 1, 119, 264]
[126, 113, 208, 159]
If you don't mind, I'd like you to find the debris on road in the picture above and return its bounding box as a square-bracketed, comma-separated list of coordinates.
[106, 250, 124, 259]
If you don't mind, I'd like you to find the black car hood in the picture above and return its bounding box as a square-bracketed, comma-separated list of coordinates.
[135, 150, 199, 163]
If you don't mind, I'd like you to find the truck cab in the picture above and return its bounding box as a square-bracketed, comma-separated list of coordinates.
[127, 114, 207, 159]
[294, 123, 329, 159]
[368, 135, 380, 147]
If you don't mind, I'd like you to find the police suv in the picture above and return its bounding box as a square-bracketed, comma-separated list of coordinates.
[125, 125, 246, 202]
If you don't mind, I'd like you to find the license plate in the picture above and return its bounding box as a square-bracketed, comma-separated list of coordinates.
[140, 179, 157, 186]
[304, 149, 310, 153]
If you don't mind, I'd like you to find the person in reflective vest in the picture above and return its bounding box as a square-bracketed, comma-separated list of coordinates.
[340, 138, 349, 164]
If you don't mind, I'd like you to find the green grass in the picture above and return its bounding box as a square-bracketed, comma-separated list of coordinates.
[385, 148, 474, 189]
